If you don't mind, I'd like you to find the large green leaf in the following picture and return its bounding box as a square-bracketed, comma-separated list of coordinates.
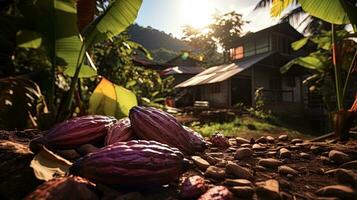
[88, 78, 138, 118]
[291, 37, 308, 50]
[298, 0, 357, 25]
[84, 0, 143, 46]
[16, 30, 42, 48]
[18, 0, 97, 77]
[281, 52, 328, 73]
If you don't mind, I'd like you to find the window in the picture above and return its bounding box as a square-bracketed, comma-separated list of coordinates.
[230, 46, 244, 60]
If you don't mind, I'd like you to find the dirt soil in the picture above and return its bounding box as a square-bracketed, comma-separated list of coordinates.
[0, 130, 356, 200]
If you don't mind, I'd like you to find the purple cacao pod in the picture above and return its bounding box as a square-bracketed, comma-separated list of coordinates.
[70, 140, 189, 187]
[24, 176, 98, 200]
[181, 175, 207, 198]
[105, 118, 135, 146]
[198, 186, 233, 200]
[129, 106, 206, 154]
[31, 115, 116, 151]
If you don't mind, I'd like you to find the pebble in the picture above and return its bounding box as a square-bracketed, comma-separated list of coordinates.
[230, 186, 254, 198]
[236, 137, 250, 144]
[192, 156, 210, 171]
[290, 138, 303, 144]
[278, 165, 298, 176]
[258, 158, 283, 168]
[256, 179, 280, 200]
[266, 136, 275, 143]
[311, 145, 326, 154]
[204, 166, 226, 180]
[252, 143, 267, 151]
[278, 134, 289, 142]
[240, 143, 251, 148]
[316, 185, 356, 200]
[320, 156, 331, 164]
[234, 147, 253, 160]
[340, 160, 357, 170]
[225, 161, 254, 180]
[279, 148, 291, 159]
[205, 155, 219, 165]
[224, 179, 253, 187]
[328, 150, 351, 164]
[256, 136, 267, 144]
[215, 160, 228, 167]
[299, 152, 310, 159]
[334, 168, 357, 186]
[76, 144, 99, 156]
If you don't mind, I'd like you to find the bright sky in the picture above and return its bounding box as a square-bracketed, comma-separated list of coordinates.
[135, 0, 281, 39]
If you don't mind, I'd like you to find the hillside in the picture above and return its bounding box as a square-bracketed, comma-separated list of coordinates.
[127, 24, 188, 51]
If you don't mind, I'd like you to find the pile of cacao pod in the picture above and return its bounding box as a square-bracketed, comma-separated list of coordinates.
[28, 106, 207, 195]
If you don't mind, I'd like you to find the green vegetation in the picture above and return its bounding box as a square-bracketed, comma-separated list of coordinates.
[190, 116, 310, 139]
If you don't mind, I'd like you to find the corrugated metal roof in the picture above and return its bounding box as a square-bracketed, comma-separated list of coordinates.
[160, 66, 205, 75]
[175, 52, 274, 88]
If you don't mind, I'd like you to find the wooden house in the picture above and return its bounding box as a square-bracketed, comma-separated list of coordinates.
[175, 22, 310, 116]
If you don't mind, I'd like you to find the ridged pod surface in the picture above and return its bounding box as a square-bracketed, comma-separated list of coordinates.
[198, 186, 233, 200]
[129, 106, 206, 154]
[181, 175, 207, 198]
[24, 176, 98, 200]
[105, 117, 135, 145]
[32, 115, 116, 150]
[70, 140, 189, 187]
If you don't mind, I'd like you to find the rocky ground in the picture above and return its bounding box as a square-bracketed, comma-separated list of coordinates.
[0, 130, 356, 200]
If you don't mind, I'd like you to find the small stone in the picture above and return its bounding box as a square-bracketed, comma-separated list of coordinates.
[76, 144, 99, 156]
[267, 151, 277, 156]
[234, 148, 253, 160]
[208, 152, 224, 157]
[226, 161, 254, 180]
[198, 186, 233, 200]
[204, 166, 226, 180]
[299, 152, 310, 159]
[216, 160, 228, 167]
[290, 138, 303, 144]
[192, 156, 210, 171]
[205, 155, 219, 165]
[316, 185, 356, 200]
[320, 156, 330, 163]
[210, 133, 230, 148]
[311, 145, 325, 154]
[56, 149, 80, 160]
[224, 179, 253, 187]
[228, 138, 237, 146]
[266, 136, 275, 143]
[226, 147, 237, 153]
[334, 169, 357, 186]
[279, 148, 291, 159]
[328, 150, 351, 164]
[252, 144, 267, 151]
[279, 179, 291, 189]
[258, 158, 283, 168]
[289, 145, 300, 150]
[278, 165, 298, 176]
[278, 134, 289, 142]
[340, 160, 357, 170]
[236, 137, 250, 144]
[230, 186, 254, 198]
[240, 143, 251, 148]
[256, 165, 267, 171]
[256, 136, 267, 144]
[256, 179, 280, 200]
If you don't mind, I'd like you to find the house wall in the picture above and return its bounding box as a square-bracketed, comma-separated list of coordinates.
[281, 76, 302, 103]
[198, 81, 230, 107]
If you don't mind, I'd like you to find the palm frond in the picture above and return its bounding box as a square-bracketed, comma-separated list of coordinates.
[253, 0, 272, 11]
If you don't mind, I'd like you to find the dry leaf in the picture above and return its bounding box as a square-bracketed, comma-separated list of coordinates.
[30, 146, 72, 181]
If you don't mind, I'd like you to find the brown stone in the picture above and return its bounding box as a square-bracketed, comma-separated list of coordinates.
[234, 147, 253, 160]
[204, 166, 226, 180]
[278, 134, 288, 142]
[316, 185, 356, 200]
[230, 186, 254, 198]
[258, 158, 283, 168]
[224, 179, 253, 187]
[278, 165, 298, 176]
[226, 161, 254, 180]
[192, 156, 210, 171]
[328, 150, 351, 164]
[236, 137, 250, 144]
[340, 160, 357, 170]
[253, 144, 267, 151]
[256, 179, 280, 200]
[279, 148, 291, 159]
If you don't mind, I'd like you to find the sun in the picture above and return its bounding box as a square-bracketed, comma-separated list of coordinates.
[180, 0, 215, 29]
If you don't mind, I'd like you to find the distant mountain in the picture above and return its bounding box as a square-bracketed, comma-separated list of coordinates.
[127, 24, 188, 63]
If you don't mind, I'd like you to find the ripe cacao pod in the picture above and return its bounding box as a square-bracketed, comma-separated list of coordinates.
[181, 175, 207, 198]
[70, 140, 190, 187]
[31, 115, 116, 151]
[210, 133, 230, 148]
[129, 106, 206, 154]
[105, 117, 135, 146]
[24, 176, 98, 200]
[198, 186, 233, 200]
